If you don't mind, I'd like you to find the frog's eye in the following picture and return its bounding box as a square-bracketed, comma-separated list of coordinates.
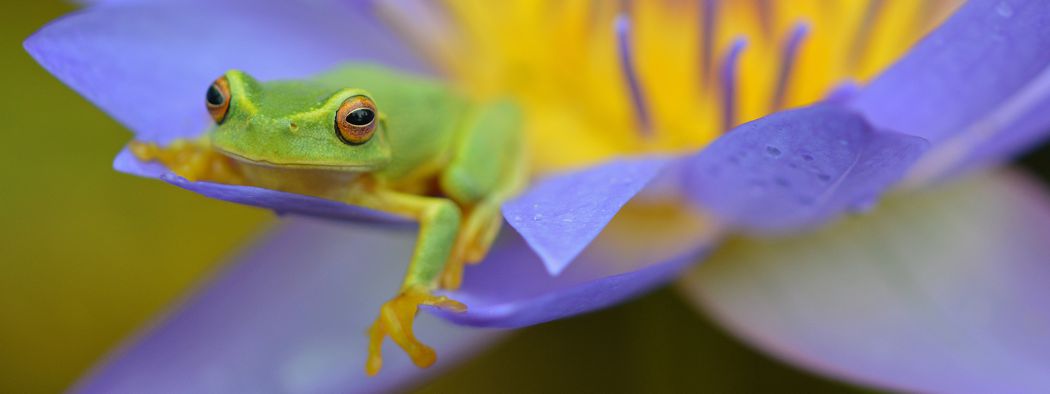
[335, 95, 378, 145]
[206, 76, 232, 124]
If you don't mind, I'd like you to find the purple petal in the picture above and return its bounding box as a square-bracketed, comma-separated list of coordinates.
[74, 217, 501, 394]
[927, 73, 1050, 181]
[680, 171, 1050, 392]
[24, 0, 427, 143]
[117, 145, 718, 329]
[850, 0, 1050, 183]
[435, 201, 720, 327]
[502, 156, 674, 275]
[682, 104, 928, 234]
[118, 147, 717, 331]
[113, 148, 407, 223]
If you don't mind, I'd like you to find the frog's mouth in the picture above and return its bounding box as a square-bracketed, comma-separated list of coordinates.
[217, 148, 381, 172]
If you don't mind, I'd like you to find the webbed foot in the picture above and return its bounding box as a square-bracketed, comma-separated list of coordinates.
[365, 288, 466, 376]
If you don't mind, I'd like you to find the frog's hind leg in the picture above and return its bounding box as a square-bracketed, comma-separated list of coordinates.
[438, 99, 526, 289]
[128, 138, 244, 184]
[348, 189, 468, 376]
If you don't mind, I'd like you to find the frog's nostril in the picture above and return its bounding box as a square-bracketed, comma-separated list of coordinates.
[288, 121, 299, 132]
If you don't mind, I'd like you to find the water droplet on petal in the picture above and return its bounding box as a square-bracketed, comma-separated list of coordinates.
[532, 213, 544, 221]
[765, 145, 782, 157]
[774, 177, 791, 189]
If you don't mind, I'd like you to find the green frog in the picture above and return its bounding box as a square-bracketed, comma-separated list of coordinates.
[130, 65, 526, 375]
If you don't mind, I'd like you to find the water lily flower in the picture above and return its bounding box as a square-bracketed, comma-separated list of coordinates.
[25, 0, 1050, 392]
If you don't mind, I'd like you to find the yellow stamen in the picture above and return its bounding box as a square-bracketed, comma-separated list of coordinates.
[378, 0, 960, 174]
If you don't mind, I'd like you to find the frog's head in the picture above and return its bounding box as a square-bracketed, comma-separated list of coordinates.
[205, 70, 391, 171]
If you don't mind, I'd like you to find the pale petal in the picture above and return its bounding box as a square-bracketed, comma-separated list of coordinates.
[681, 171, 1050, 393]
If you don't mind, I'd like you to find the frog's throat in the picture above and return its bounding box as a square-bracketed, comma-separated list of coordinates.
[216, 148, 381, 172]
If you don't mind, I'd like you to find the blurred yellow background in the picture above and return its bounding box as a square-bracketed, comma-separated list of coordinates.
[2, 2, 883, 393]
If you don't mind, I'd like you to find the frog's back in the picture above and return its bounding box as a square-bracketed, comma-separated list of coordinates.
[313, 65, 469, 182]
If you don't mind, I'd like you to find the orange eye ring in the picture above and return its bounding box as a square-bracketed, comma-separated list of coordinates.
[206, 76, 231, 124]
[335, 95, 378, 145]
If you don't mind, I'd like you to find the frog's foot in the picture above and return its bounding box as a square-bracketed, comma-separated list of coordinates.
[128, 139, 243, 184]
[365, 288, 466, 376]
[439, 251, 467, 290]
[441, 207, 502, 289]
[462, 214, 501, 264]
[461, 206, 504, 264]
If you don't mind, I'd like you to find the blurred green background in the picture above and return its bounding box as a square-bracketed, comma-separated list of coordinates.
[9, 2, 1046, 393]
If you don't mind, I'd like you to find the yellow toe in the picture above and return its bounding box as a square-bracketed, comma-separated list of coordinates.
[364, 290, 466, 376]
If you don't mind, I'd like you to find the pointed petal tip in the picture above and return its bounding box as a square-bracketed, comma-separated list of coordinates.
[443, 198, 720, 328]
[502, 156, 674, 276]
[432, 241, 703, 328]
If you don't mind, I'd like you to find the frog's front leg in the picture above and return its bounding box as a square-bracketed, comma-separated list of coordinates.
[348, 187, 467, 376]
[129, 139, 244, 184]
[438, 99, 526, 289]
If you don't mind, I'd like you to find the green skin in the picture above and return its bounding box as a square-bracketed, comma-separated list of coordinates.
[212, 65, 525, 290]
[133, 64, 525, 373]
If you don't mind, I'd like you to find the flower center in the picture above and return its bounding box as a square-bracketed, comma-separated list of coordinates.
[378, 1, 959, 175]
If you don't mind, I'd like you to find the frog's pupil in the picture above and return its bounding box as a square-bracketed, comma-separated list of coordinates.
[346, 108, 375, 126]
[206, 85, 225, 106]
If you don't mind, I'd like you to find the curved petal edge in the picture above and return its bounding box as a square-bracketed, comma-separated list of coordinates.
[851, 0, 1050, 184]
[683, 104, 929, 234]
[680, 170, 1050, 393]
[434, 191, 721, 328]
[502, 156, 674, 275]
[113, 148, 407, 223]
[24, 0, 427, 142]
[74, 217, 502, 394]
